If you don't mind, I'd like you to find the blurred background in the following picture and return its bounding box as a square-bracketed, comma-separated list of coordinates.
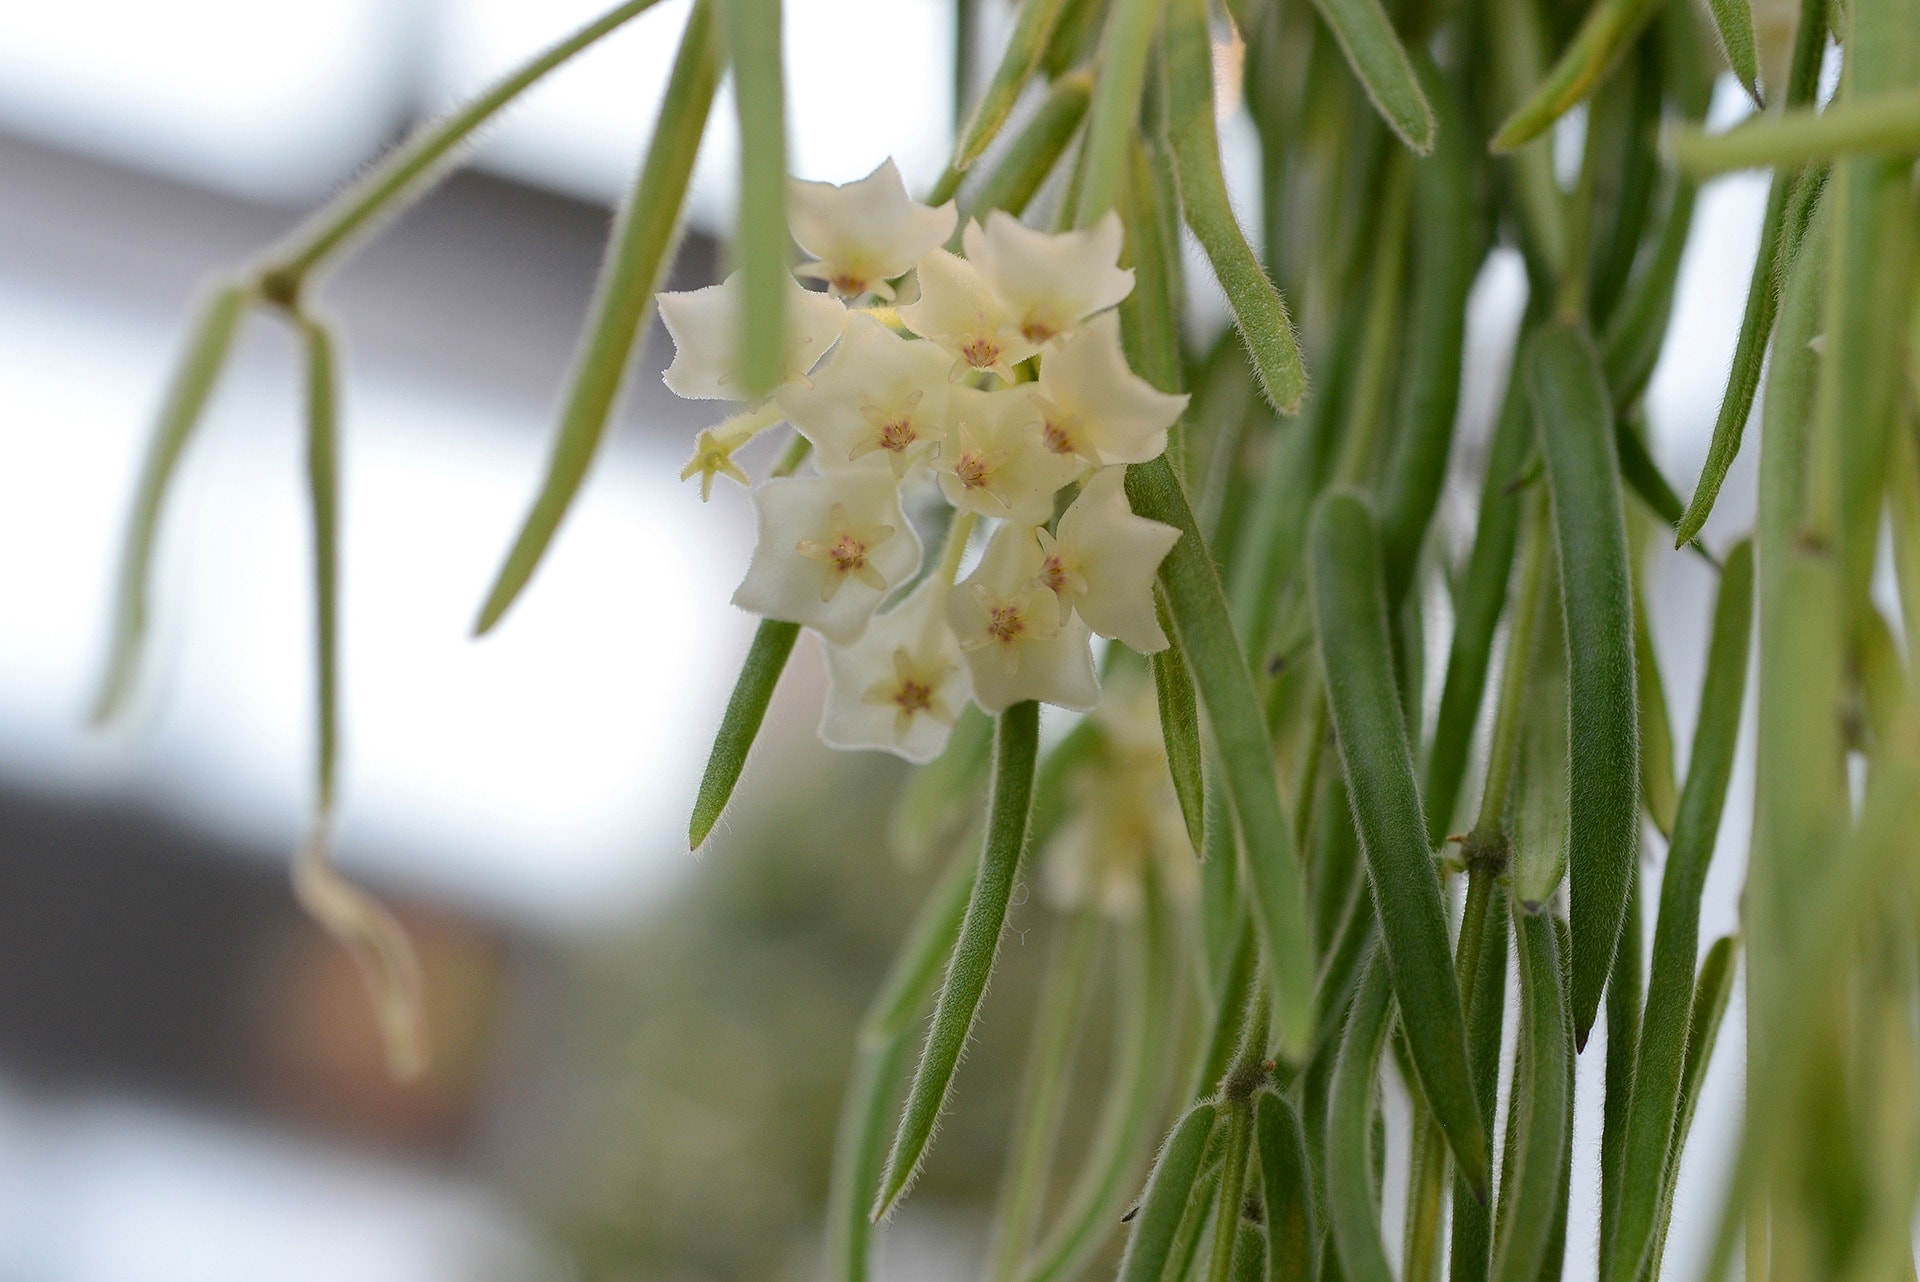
[0, 0, 1773, 1277]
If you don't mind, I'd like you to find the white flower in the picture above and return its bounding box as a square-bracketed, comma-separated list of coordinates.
[732, 472, 921, 643]
[962, 209, 1134, 346]
[777, 313, 951, 476]
[819, 576, 971, 763]
[658, 270, 847, 401]
[935, 385, 1080, 525]
[948, 522, 1098, 713]
[897, 248, 1038, 382]
[1038, 467, 1181, 653]
[790, 159, 958, 300]
[1031, 312, 1189, 466]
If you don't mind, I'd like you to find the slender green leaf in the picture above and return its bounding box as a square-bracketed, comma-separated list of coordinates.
[1706, 0, 1763, 106]
[1615, 415, 1714, 564]
[874, 701, 1040, 1219]
[1527, 321, 1639, 1049]
[1310, 490, 1489, 1194]
[289, 316, 429, 1084]
[1117, 1103, 1221, 1282]
[1256, 1090, 1317, 1282]
[1599, 177, 1700, 408]
[1449, 883, 1510, 1282]
[1669, 87, 1920, 176]
[1378, 60, 1479, 608]
[1631, 572, 1678, 839]
[725, 0, 788, 398]
[1206, 1105, 1257, 1282]
[1166, 0, 1307, 412]
[1509, 523, 1569, 911]
[1676, 0, 1831, 545]
[1304, 0, 1434, 151]
[1604, 542, 1752, 1282]
[1490, 0, 1663, 152]
[1598, 871, 1641, 1282]
[256, 0, 668, 293]
[1153, 591, 1207, 853]
[1326, 948, 1395, 1282]
[473, 0, 720, 634]
[689, 619, 801, 850]
[1076, 0, 1162, 222]
[954, 0, 1074, 171]
[1118, 140, 1186, 396]
[93, 283, 249, 723]
[301, 315, 342, 813]
[960, 71, 1093, 225]
[1491, 910, 1571, 1282]
[1641, 935, 1736, 1280]
[1422, 368, 1535, 843]
[1128, 443, 1317, 1062]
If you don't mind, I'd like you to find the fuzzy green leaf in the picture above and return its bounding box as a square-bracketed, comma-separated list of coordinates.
[689, 619, 801, 850]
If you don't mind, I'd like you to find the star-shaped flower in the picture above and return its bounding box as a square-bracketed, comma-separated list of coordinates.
[896, 248, 1038, 383]
[657, 270, 847, 401]
[1038, 466, 1181, 652]
[961, 209, 1134, 346]
[790, 159, 958, 300]
[1031, 312, 1189, 466]
[819, 576, 972, 762]
[777, 313, 951, 476]
[935, 384, 1080, 525]
[947, 522, 1098, 713]
[678, 402, 785, 499]
[732, 472, 921, 643]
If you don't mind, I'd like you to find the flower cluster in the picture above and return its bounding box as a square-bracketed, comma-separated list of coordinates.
[657, 159, 1187, 764]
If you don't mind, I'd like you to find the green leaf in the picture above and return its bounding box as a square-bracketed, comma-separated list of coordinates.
[1325, 948, 1396, 1282]
[1377, 60, 1480, 608]
[1422, 368, 1536, 844]
[1491, 910, 1572, 1282]
[1705, 0, 1764, 106]
[1116, 1103, 1220, 1282]
[93, 283, 249, 724]
[1304, 0, 1436, 152]
[1490, 0, 1664, 153]
[1074, 0, 1163, 222]
[724, 0, 788, 398]
[1599, 177, 1700, 408]
[257, 0, 668, 294]
[959, 71, 1093, 224]
[1668, 86, 1920, 176]
[1641, 934, 1736, 1278]
[1614, 415, 1714, 565]
[1631, 573, 1678, 839]
[1165, 0, 1308, 413]
[1309, 490, 1489, 1196]
[688, 619, 801, 850]
[953, 0, 1075, 171]
[1127, 456, 1319, 1061]
[1597, 872, 1641, 1282]
[1527, 321, 1640, 1049]
[1153, 591, 1207, 854]
[1448, 885, 1510, 1282]
[1603, 542, 1752, 1282]
[473, 0, 720, 635]
[1255, 1091, 1317, 1282]
[300, 315, 342, 813]
[874, 702, 1041, 1220]
[1509, 528, 1569, 911]
[1675, 0, 1830, 546]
